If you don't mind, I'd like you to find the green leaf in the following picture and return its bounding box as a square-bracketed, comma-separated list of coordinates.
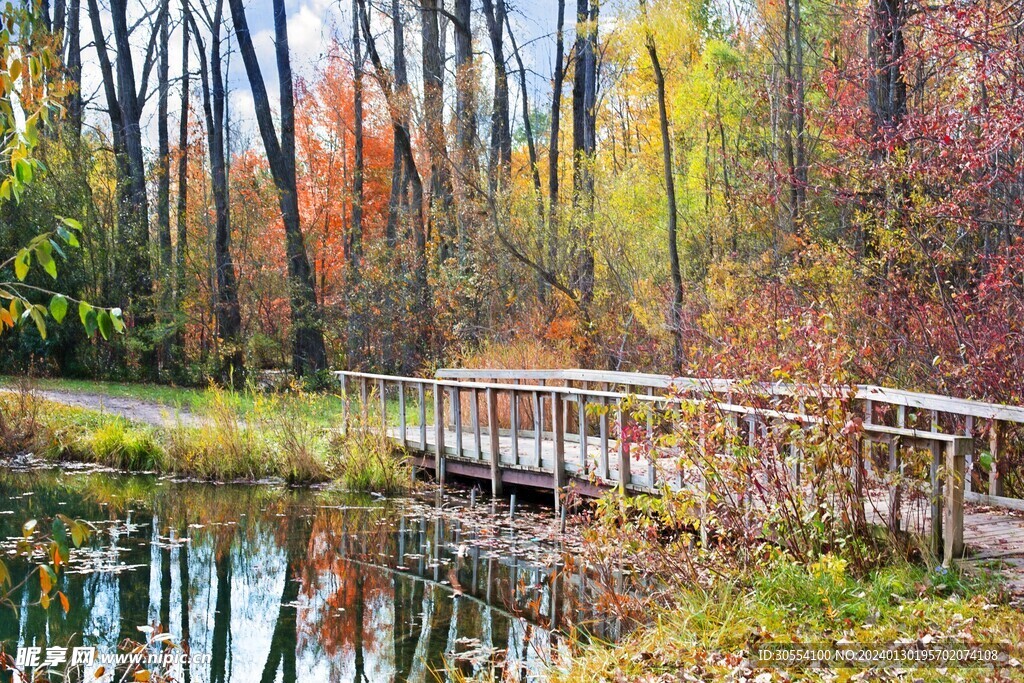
[14, 158, 33, 184]
[49, 294, 67, 323]
[84, 310, 97, 337]
[0, 559, 9, 587]
[78, 300, 93, 326]
[14, 248, 29, 280]
[97, 310, 112, 340]
[59, 216, 83, 231]
[29, 305, 46, 339]
[979, 451, 994, 471]
[35, 239, 55, 275]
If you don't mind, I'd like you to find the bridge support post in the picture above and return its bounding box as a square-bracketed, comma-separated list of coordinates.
[989, 420, 1003, 497]
[552, 391, 565, 512]
[944, 437, 970, 565]
[434, 386, 446, 487]
[617, 405, 630, 492]
[487, 388, 502, 497]
[929, 441, 943, 558]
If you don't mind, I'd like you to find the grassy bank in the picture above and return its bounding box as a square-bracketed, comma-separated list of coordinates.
[553, 558, 1023, 682]
[0, 387, 411, 491]
[0, 375, 435, 428]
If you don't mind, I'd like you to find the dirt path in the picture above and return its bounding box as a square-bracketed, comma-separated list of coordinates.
[5, 388, 201, 427]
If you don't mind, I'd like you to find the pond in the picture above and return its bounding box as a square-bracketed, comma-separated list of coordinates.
[0, 465, 611, 682]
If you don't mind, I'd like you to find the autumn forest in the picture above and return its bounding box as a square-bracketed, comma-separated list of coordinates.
[0, 0, 1022, 398]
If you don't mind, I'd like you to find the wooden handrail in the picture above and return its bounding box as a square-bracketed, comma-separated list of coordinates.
[436, 368, 1024, 423]
[333, 368, 973, 560]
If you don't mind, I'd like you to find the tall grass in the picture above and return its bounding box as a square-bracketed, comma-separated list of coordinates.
[330, 418, 411, 495]
[2, 382, 411, 491]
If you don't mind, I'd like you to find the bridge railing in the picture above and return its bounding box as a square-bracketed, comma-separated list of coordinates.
[334, 369, 971, 562]
[436, 368, 1024, 512]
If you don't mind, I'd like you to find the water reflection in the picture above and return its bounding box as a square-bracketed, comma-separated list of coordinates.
[0, 468, 605, 682]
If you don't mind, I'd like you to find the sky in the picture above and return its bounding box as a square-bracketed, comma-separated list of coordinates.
[81, 0, 569, 153]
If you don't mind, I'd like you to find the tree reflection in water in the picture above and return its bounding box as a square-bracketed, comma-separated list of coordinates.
[0, 468, 609, 682]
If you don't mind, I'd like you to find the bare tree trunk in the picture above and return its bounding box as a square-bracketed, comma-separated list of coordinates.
[110, 0, 155, 316]
[228, 0, 328, 375]
[642, 0, 683, 370]
[452, 0, 475, 260]
[175, 0, 190, 309]
[482, 0, 511, 188]
[157, 0, 172, 365]
[351, 0, 363, 268]
[348, 0, 364, 365]
[191, 0, 243, 379]
[547, 0, 566, 288]
[571, 0, 599, 308]
[422, 0, 455, 260]
[384, 0, 408, 250]
[65, 0, 82, 136]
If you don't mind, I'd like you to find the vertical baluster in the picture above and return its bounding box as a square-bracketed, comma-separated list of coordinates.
[646, 387, 654, 440]
[552, 390, 565, 512]
[533, 390, 543, 467]
[510, 389, 520, 465]
[965, 415, 974, 495]
[434, 386, 446, 486]
[617, 403, 630, 491]
[930, 409, 942, 556]
[487, 388, 502, 496]
[888, 405, 905, 532]
[398, 382, 407, 448]
[379, 379, 387, 434]
[453, 387, 464, 458]
[360, 377, 368, 421]
[418, 382, 427, 450]
[340, 374, 349, 432]
[471, 387, 482, 459]
[599, 396, 609, 480]
[990, 420, 1003, 497]
[944, 438, 968, 565]
[578, 393, 588, 473]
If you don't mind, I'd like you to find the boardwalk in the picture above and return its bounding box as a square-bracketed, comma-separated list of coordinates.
[335, 368, 1024, 576]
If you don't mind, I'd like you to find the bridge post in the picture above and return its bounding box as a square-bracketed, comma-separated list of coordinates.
[418, 382, 426, 450]
[617, 404, 630, 492]
[944, 437, 970, 565]
[930, 442, 943, 558]
[398, 382, 407, 448]
[889, 405, 906, 533]
[989, 420, 1003, 497]
[434, 386, 446, 487]
[552, 390, 565, 512]
[510, 389, 520, 465]
[487, 388, 502, 496]
[340, 374, 349, 433]
[598, 396, 609, 479]
[578, 393, 588, 473]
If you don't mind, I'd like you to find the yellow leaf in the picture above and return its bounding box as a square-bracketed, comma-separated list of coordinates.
[39, 566, 51, 593]
[40, 592, 50, 609]
[134, 670, 151, 682]
[94, 666, 106, 679]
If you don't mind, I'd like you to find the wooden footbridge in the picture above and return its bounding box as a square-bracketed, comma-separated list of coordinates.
[333, 368, 1024, 567]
